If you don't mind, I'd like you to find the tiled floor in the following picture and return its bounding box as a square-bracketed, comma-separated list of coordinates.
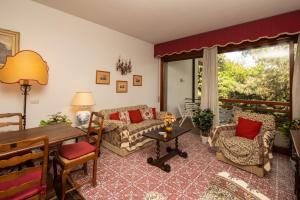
[73, 131, 295, 200]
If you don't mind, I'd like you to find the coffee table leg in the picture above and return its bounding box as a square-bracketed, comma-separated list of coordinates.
[167, 137, 188, 158]
[156, 140, 160, 160]
[147, 140, 171, 172]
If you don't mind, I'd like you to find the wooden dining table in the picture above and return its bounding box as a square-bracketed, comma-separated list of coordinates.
[0, 124, 87, 158]
[0, 124, 87, 199]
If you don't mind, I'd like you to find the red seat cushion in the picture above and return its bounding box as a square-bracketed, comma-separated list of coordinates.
[152, 108, 157, 119]
[109, 112, 120, 120]
[60, 141, 96, 160]
[128, 110, 143, 123]
[236, 117, 262, 140]
[0, 168, 44, 200]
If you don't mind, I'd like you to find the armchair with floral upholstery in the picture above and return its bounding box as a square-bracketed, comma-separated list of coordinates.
[208, 110, 276, 177]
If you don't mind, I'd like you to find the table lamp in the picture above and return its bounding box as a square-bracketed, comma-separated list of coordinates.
[0, 50, 48, 129]
[71, 92, 95, 126]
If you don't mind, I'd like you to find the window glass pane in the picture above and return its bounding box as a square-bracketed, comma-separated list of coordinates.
[218, 43, 290, 102]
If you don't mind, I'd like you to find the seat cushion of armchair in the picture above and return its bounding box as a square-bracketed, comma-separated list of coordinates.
[218, 136, 262, 166]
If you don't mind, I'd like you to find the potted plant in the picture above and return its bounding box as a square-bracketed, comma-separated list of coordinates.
[193, 108, 214, 144]
[39, 112, 72, 127]
[279, 119, 300, 146]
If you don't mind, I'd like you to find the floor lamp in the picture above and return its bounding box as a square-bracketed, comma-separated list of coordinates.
[0, 50, 48, 129]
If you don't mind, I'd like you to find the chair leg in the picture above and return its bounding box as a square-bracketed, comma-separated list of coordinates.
[83, 163, 88, 175]
[92, 159, 97, 187]
[179, 117, 186, 126]
[61, 169, 69, 200]
[53, 158, 58, 181]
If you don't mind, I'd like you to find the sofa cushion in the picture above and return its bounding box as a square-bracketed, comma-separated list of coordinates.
[60, 141, 96, 160]
[127, 119, 164, 134]
[119, 111, 131, 125]
[100, 105, 148, 119]
[236, 117, 262, 140]
[139, 108, 153, 120]
[109, 112, 120, 120]
[128, 110, 143, 123]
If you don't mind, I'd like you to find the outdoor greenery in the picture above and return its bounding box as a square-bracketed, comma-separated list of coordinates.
[197, 44, 294, 133]
[39, 112, 72, 127]
[218, 44, 290, 101]
[192, 108, 214, 136]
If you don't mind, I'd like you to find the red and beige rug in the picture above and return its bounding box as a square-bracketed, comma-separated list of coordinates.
[74, 132, 295, 200]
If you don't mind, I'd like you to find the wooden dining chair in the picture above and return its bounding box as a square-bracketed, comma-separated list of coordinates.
[0, 113, 23, 131]
[53, 112, 104, 200]
[0, 135, 49, 200]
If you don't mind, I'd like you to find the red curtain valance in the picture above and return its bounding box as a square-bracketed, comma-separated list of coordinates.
[154, 10, 300, 57]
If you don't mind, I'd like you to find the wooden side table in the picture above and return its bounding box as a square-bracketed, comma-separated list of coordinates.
[291, 130, 300, 199]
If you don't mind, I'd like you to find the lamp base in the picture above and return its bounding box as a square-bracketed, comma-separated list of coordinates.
[76, 110, 91, 126]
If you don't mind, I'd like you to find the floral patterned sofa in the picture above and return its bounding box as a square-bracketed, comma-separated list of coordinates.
[99, 105, 167, 156]
[209, 110, 276, 177]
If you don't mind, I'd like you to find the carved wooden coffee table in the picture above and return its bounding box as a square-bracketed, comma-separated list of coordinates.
[143, 126, 191, 172]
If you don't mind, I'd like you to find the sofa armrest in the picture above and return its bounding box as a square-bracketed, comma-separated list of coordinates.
[103, 120, 127, 132]
[208, 124, 236, 147]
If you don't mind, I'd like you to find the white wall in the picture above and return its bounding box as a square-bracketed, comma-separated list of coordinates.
[0, 0, 159, 128]
[166, 60, 193, 117]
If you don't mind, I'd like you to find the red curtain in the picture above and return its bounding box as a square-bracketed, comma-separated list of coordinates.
[154, 10, 300, 57]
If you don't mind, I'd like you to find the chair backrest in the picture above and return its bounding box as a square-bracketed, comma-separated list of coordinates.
[185, 102, 198, 114]
[87, 112, 104, 156]
[177, 104, 186, 117]
[0, 113, 22, 131]
[0, 135, 49, 200]
[233, 110, 276, 132]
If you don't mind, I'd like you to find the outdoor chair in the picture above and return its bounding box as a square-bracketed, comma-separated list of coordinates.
[178, 103, 197, 127]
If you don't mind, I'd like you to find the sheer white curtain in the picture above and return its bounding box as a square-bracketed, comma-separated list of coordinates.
[293, 34, 300, 119]
[201, 47, 219, 126]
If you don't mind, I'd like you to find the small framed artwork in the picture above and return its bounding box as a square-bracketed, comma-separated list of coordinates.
[0, 28, 20, 66]
[133, 75, 142, 86]
[116, 80, 128, 93]
[96, 70, 110, 84]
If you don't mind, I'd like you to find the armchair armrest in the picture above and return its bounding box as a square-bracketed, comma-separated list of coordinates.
[255, 130, 276, 155]
[208, 124, 236, 147]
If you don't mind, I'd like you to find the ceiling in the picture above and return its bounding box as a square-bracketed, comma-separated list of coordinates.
[33, 0, 300, 44]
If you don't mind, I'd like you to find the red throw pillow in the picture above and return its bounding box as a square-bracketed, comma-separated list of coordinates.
[109, 112, 120, 120]
[236, 117, 262, 140]
[128, 110, 143, 123]
[152, 108, 157, 119]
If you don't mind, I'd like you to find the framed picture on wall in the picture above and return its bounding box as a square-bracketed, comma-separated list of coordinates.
[133, 75, 142, 86]
[96, 70, 110, 84]
[116, 80, 128, 93]
[0, 28, 20, 66]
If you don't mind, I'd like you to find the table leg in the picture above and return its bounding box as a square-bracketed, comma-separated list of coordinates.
[156, 140, 160, 160]
[147, 139, 171, 172]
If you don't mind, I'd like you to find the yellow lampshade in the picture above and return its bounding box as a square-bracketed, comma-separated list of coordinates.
[0, 50, 48, 85]
[71, 92, 95, 106]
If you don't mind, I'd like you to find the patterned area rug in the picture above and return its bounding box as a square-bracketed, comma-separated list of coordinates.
[73, 132, 295, 200]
